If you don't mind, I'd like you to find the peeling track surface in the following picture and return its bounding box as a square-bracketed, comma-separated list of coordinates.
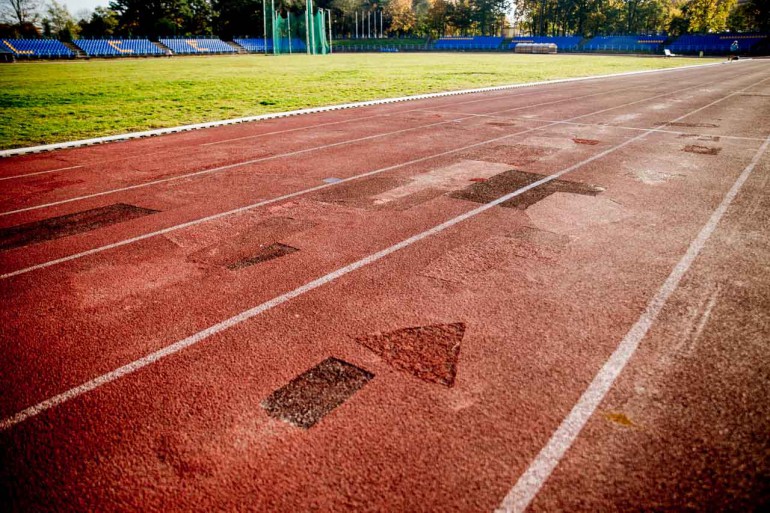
[1, 61, 769, 513]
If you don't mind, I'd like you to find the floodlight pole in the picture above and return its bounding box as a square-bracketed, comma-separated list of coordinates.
[355, 11, 358, 39]
[271, 0, 276, 55]
[287, 11, 292, 54]
[327, 9, 332, 54]
[305, 0, 310, 54]
[262, 0, 267, 55]
[309, 0, 316, 54]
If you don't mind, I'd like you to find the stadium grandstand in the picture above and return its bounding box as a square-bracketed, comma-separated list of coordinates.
[1, 39, 75, 58]
[159, 38, 236, 55]
[582, 35, 666, 53]
[73, 39, 165, 57]
[434, 36, 504, 50]
[668, 33, 768, 55]
[509, 36, 582, 52]
[233, 38, 272, 53]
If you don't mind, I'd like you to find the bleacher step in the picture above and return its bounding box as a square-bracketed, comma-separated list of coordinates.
[152, 41, 173, 55]
[226, 41, 248, 54]
[62, 41, 86, 58]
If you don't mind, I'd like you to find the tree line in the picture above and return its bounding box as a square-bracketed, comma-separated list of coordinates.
[1, 0, 767, 40]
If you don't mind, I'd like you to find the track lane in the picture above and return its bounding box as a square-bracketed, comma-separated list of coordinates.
[1, 65, 763, 281]
[1, 63, 767, 420]
[0, 63, 749, 216]
[1, 61, 769, 512]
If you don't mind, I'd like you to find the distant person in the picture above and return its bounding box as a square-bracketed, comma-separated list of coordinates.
[729, 40, 739, 61]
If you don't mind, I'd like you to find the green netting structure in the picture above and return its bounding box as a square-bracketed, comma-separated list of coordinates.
[267, 1, 330, 55]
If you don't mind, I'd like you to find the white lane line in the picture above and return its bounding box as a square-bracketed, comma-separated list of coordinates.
[0, 74, 760, 431]
[0, 83, 642, 217]
[0, 80, 714, 281]
[420, 110, 769, 143]
[0, 83, 622, 182]
[0, 165, 84, 182]
[494, 140, 770, 513]
[0, 61, 729, 158]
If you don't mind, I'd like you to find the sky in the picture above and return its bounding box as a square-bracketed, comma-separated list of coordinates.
[62, 0, 108, 16]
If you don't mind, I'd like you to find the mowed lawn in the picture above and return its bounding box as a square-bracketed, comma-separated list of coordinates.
[0, 53, 716, 149]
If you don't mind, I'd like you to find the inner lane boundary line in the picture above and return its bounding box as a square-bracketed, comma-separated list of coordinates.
[0, 74, 735, 280]
[0, 61, 732, 158]
[1, 71, 764, 431]
[417, 110, 770, 143]
[0, 81, 610, 182]
[495, 123, 770, 513]
[0, 82, 649, 217]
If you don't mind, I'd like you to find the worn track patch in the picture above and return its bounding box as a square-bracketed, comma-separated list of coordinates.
[227, 243, 298, 270]
[449, 169, 603, 209]
[0, 203, 158, 251]
[261, 358, 373, 429]
[355, 323, 465, 387]
[683, 145, 721, 156]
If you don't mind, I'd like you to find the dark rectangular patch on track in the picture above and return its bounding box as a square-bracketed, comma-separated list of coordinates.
[261, 357, 373, 429]
[0, 203, 159, 251]
[226, 243, 298, 270]
[683, 145, 721, 155]
[449, 169, 603, 210]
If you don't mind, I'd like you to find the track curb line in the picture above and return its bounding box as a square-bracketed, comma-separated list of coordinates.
[0, 60, 733, 158]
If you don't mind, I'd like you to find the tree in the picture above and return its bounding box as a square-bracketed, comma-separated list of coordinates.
[78, 6, 119, 37]
[681, 0, 735, 33]
[1, 0, 40, 25]
[385, 0, 414, 35]
[43, 0, 80, 40]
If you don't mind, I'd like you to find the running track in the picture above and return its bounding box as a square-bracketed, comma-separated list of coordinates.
[1, 61, 769, 512]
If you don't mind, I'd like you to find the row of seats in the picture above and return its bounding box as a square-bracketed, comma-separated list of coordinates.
[159, 38, 236, 54]
[2, 39, 75, 57]
[73, 39, 164, 56]
[509, 36, 582, 51]
[235, 38, 314, 53]
[434, 36, 504, 50]
[669, 33, 767, 54]
[583, 35, 665, 52]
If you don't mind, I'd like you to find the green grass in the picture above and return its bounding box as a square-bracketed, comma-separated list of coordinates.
[0, 53, 718, 150]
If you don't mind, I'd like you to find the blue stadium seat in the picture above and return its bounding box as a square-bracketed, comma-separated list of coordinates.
[668, 33, 768, 55]
[234, 38, 273, 52]
[73, 39, 165, 57]
[159, 38, 236, 55]
[235, 37, 309, 53]
[582, 35, 665, 53]
[1, 39, 76, 58]
[433, 36, 504, 50]
[509, 36, 582, 51]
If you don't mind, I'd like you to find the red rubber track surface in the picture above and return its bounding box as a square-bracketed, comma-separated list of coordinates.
[1, 62, 769, 512]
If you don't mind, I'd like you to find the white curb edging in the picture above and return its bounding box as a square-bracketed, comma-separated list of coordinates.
[1, 60, 730, 158]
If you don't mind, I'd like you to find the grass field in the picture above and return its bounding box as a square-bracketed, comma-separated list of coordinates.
[0, 53, 718, 150]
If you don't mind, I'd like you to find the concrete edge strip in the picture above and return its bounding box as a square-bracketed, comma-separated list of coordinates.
[0, 60, 730, 158]
[0, 70, 759, 431]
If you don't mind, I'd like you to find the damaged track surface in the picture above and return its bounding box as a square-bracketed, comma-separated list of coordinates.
[1, 61, 769, 512]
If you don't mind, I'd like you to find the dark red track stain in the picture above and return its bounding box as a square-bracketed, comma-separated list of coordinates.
[313, 176, 406, 209]
[666, 122, 719, 128]
[355, 323, 466, 387]
[573, 138, 601, 146]
[459, 144, 554, 167]
[678, 134, 721, 142]
[449, 169, 603, 210]
[227, 243, 299, 270]
[261, 357, 373, 429]
[0, 203, 158, 251]
[683, 145, 722, 155]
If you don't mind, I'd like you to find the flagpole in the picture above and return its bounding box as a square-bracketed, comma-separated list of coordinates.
[305, 0, 310, 54]
[262, 0, 267, 55]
